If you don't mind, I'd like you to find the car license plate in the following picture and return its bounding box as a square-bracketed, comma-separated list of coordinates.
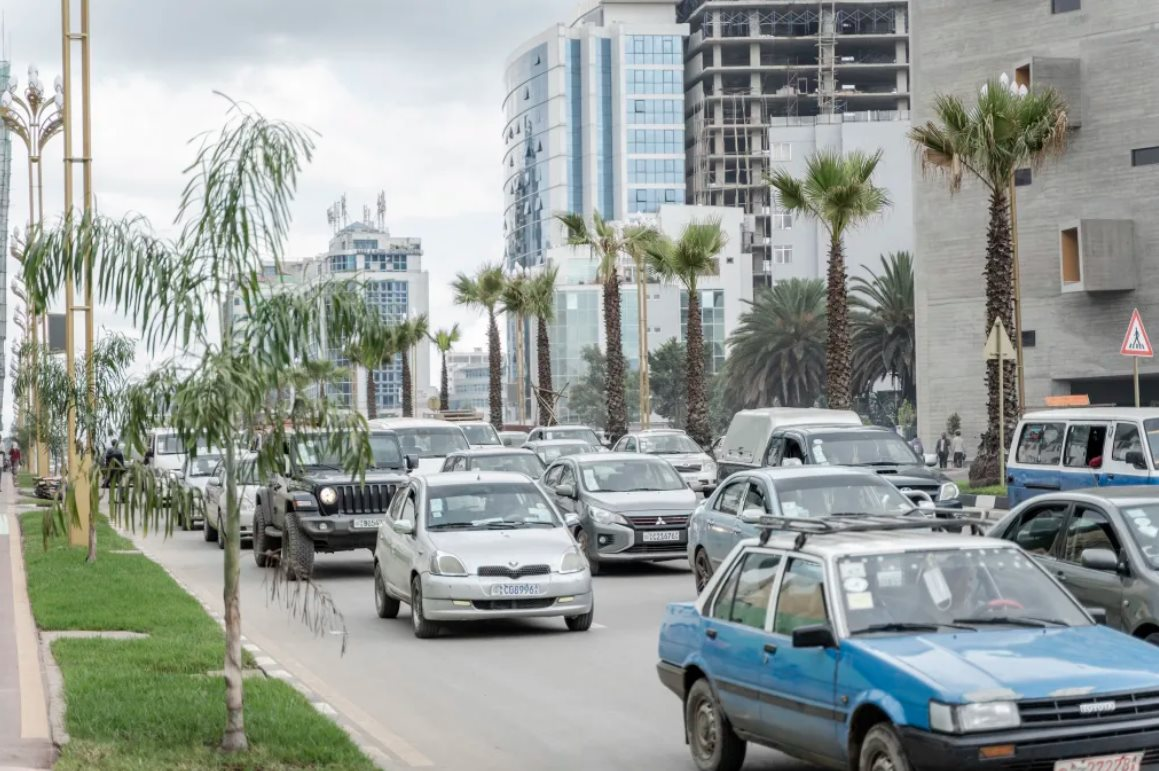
[1055, 752, 1143, 771]
[643, 530, 681, 543]
[490, 583, 545, 597]
[353, 518, 383, 529]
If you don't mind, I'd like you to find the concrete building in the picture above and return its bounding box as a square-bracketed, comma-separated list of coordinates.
[913, 1, 1159, 447]
[0, 63, 13, 420]
[678, 0, 910, 289]
[446, 348, 495, 418]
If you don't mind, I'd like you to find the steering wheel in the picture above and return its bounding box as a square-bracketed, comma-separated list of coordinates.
[985, 598, 1024, 612]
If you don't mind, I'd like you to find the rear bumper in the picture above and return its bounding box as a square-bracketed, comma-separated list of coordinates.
[296, 514, 381, 551]
[657, 661, 684, 699]
[900, 723, 1159, 770]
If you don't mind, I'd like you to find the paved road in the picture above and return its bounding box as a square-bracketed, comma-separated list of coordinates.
[135, 527, 818, 771]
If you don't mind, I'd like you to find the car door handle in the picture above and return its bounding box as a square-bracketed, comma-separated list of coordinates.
[763, 643, 777, 655]
[705, 628, 718, 640]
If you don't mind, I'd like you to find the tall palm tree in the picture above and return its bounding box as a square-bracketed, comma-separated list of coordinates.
[525, 265, 558, 426]
[502, 272, 531, 425]
[768, 150, 890, 411]
[646, 219, 725, 448]
[557, 210, 657, 442]
[396, 313, 429, 417]
[910, 76, 1068, 482]
[431, 324, 461, 412]
[453, 264, 506, 430]
[851, 251, 915, 403]
[344, 324, 397, 419]
[622, 223, 661, 427]
[724, 278, 827, 410]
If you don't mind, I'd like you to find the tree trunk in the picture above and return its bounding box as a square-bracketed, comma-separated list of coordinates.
[536, 315, 555, 426]
[220, 435, 247, 752]
[971, 188, 1019, 485]
[515, 316, 526, 424]
[603, 272, 628, 442]
[685, 287, 710, 448]
[487, 309, 504, 431]
[366, 367, 378, 420]
[401, 349, 413, 418]
[439, 352, 449, 412]
[825, 235, 853, 410]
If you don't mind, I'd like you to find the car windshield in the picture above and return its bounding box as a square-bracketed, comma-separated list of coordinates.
[289, 433, 402, 469]
[426, 483, 560, 529]
[461, 424, 500, 446]
[640, 434, 701, 454]
[156, 434, 185, 455]
[841, 546, 1090, 635]
[543, 427, 601, 446]
[187, 454, 223, 477]
[369, 433, 404, 468]
[1144, 420, 1159, 468]
[472, 453, 545, 478]
[395, 427, 469, 458]
[500, 432, 528, 447]
[775, 475, 916, 518]
[809, 433, 921, 466]
[535, 443, 591, 463]
[579, 458, 686, 493]
[1117, 504, 1159, 567]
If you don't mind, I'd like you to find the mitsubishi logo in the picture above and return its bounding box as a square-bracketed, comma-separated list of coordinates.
[1079, 700, 1117, 716]
[508, 561, 519, 568]
[656, 517, 667, 526]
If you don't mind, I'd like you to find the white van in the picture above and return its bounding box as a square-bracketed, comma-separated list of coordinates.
[715, 408, 863, 483]
[368, 418, 469, 475]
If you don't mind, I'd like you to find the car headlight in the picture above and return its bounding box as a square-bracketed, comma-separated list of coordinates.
[929, 701, 1020, 734]
[938, 482, 960, 502]
[318, 486, 338, 506]
[701, 458, 717, 475]
[588, 506, 629, 526]
[559, 548, 586, 574]
[429, 552, 468, 577]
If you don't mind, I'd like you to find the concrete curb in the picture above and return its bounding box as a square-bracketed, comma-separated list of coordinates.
[960, 493, 1010, 514]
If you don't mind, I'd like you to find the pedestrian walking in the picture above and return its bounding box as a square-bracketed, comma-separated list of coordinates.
[910, 435, 924, 457]
[951, 430, 965, 468]
[9, 443, 21, 476]
[936, 432, 951, 469]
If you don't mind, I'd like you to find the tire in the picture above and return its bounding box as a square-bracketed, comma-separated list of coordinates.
[410, 575, 439, 639]
[217, 517, 225, 550]
[694, 548, 714, 593]
[203, 512, 218, 542]
[685, 678, 746, 771]
[1145, 632, 1159, 645]
[283, 511, 316, 580]
[565, 601, 594, 632]
[859, 723, 913, 771]
[576, 529, 600, 576]
[374, 563, 400, 619]
[253, 507, 274, 568]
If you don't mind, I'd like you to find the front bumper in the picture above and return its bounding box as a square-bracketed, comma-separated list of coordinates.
[590, 521, 688, 563]
[422, 572, 593, 621]
[296, 514, 383, 551]
[900, 722, 1159, 770]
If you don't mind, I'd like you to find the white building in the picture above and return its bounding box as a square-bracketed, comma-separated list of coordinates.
[446, 348, 494, 418]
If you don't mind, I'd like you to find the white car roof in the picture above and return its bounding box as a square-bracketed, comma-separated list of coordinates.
[370, 418, 463, 430]
[1021, 408, 1159, 422]
[422, 471, 541, 488]
[752, 529, 1012, 561]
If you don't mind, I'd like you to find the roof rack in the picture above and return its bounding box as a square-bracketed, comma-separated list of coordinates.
[757, 513, 993, 550]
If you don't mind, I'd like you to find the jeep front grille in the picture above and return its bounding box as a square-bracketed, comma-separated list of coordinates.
[477, 564, 551, 579]
[329, 484, 396, 515]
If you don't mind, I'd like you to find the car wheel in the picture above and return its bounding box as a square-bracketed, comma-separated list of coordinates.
[859, 723, 913, 771]
[374, 563, 400, 619]
[203, 512, 218, 542]
[410, 575, 438, 639]
[694, 548, 714, 593]
[283, 511, 315, 580]
[564, 600, 594, 632]
[1146, 632, 1159, 645]
[685, 679, 745, 771]
[217, 519, 225, 550]
[253, 508, 274, 568]
[576, 529, 600, 576]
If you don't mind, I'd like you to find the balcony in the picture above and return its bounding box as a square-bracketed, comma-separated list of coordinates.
[1060, 219, 1137, 293]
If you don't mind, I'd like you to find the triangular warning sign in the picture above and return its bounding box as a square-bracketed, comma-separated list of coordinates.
[1121, 308, 1154, 357]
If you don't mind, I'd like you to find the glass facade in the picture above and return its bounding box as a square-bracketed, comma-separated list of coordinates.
[626, 69, 682, 94]
[328, 254, 355, 272]
[627, 98, 683, 124]
[365, 252, 409, 272]
[596, 38, 614, 216]
[625, 35, 681, 65]
[629, 159, 683, 184]
[681, 289, 727, 374]
[503, 42, 552, 269]
[551, 290, 601, 387]
[327, 350, 353, 408]
[628, 129, 684, 154]
[353, 238, 379, 250]
[568, 39, 584, 214]
[366, 280, 410, 409]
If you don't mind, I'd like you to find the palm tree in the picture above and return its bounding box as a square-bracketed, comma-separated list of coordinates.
[910, 75, 1068, 483]
[502, 272, 531, 424]
[396, 313, 429, 417]
[431, 324, 461, 411]
[344, 324, 397, 419]
[622, 223, 661, 426]
[556, 210, 657, 442]
[525, 265, 558, 426]
[453, 264, 505, 430]
[768, 150, 890, 411]
[851, 251, 915, 403]
[646, 219, 725, 448]
[724, 279, 827, 410]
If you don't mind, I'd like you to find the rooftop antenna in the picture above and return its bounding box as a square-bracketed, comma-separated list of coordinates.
[376, 191, 386, 230]
[340, 194, 348, 225]
[363, 203, 371, 225]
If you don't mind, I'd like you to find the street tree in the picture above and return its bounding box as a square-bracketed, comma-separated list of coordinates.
[909, 75, 1067, 483]
[648, 338, 687, 428]
[851, 251, 916, 404]
[768, 150, 890, 410]
[345, 324, 397, 420]
[431, 324, 461, 411]
[396, 313, 429, 417]
[453, 264, 505, 430]
[567, 346, 638, 429]
[525, 265, 558, 425]
[502, 272, 531, 424]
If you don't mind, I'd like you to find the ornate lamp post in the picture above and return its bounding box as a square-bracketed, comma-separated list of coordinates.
[1, 66, 64, 477]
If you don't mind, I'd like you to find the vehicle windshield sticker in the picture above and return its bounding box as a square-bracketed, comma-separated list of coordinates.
[812, 445, 827, 463]
[430, 499, 444, 516]
[582, 470, 598, 489]
[877, 569, 903, 588]
[782, 501, 806, 517]
[843, 577, 868, 593]
[922, 567, 952, 610]
[847, 592, 874, 610]
[1126, 508, 1151, 520]
[840, 561, 866, 580]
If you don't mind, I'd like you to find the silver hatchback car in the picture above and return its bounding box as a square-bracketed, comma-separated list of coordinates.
[373, 472, 594, 638]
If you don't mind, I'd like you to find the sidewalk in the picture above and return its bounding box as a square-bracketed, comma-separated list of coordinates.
[0, 482, 55, 770]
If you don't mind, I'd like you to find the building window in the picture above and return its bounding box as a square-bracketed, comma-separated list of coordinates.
[1132, 147, 1159, 167]
[770, 142, 791, 162]
[365, 252, 408, 272]
[1051, 0, 1080, 13]
[626, 99, 683, 125]
[328, 254, 356, 272]
[628, 158, 683, 184]
[1014, 168, 1032, 186]
[626, 68, 682, 95]
[628, 129, 684, 154]
[681, 289, 726, 374]
[353, 238, 378, 250]
[1060, 227, 1080, 285]
[629, 188, 687, 213]
[625, 35, 682, 66]
[772, 245, 793, 265]
[771, 212, 793, 230]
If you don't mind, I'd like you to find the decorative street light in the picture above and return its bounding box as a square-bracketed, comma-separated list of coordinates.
[624, 212, 656, 429]
[1, 65, 65, 477]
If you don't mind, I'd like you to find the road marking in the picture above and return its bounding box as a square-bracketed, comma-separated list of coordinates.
[8, 509, 51, 739]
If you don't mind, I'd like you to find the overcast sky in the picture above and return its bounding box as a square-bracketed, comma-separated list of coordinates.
[0, 0, 577, 427]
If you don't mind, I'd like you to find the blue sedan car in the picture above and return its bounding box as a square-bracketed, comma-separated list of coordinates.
[658, 516, 1159, 771]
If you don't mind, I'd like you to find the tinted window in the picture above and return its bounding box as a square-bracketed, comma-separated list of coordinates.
[716, 480, 747, 515]
[1005, 503, 1067, 555]
[370, 433, 404, 468]
[578, 458, 685, 492]
[807, 432, 919, 466]
[1015, 422, 1064, 465]
[461, 424, 500, 446]
[155, 433, 185, 455]
[542, 465, 563, 487]
[1061, 507, 1121, 563]
[187, 454, 223, 477]
[1118, 504, 1159, 568]
[543, 427, 601, 446]
[774, 559, 828, 635]
[472, 453, 545, 478]
[1112, 422, 1144, 462]
[1052, 0, 1080, 12]
[729, 553, 782, 629]
[395, 427, 469, 458]
[774, 475, 914, 518]
[744, 482, 768, 514]
[1063, 424, 1107, 468]
[1143, 420, 1159, 469]
[710, 559, 744, 621]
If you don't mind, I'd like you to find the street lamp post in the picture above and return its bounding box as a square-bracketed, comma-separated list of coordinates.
[1, 66, 64, 479]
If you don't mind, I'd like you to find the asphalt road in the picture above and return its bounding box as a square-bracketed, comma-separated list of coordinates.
[134, 526, 819, 771]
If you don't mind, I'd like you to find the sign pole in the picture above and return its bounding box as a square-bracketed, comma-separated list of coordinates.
[998, 344, 1005, 484]
[1136, 357, 1141, 408]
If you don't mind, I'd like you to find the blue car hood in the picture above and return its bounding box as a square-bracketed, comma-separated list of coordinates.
[849, 625, 1159, 701]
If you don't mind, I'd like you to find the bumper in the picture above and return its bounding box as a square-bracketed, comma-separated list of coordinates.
[296, 514, 382, 551]
[422, 572, 593, 621]
[900, 723, 1159, 770]
[591, 521, 688, 563]
[657, 661, 684, 699]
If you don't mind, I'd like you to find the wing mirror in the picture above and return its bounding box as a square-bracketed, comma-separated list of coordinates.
[554, 483, 577, 499]
[781, 458, 803, 468]
[1086, 607, 1109, 625]
[1080, 548, 1120, 573]
[405, 454, 419, 471]
[564, 512, 581, 528]
[1126, 450, 1149, 470]
[791, 625, 837, 649]
[391, 520, 415, 536]
[925, 453, 938, 467]
[739, 507, 764, 525]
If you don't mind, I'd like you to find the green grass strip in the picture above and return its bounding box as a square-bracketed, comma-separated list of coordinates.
[20, 513, 376, 770]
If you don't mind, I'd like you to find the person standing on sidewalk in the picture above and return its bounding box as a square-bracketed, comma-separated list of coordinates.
[8, 443, 21, 475]
[951, 430, 965, 468]
[936, 432, 951, 469]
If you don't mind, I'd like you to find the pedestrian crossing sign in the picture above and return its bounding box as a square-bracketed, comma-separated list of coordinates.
[1121, 308, 1154, 357]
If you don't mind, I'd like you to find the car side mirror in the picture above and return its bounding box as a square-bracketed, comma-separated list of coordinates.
[1080, 548, 1120, 573]
[917, 500, 936, 511]
[1126, 450, 1148, 470]
[925, 454, 937, 467]
[781, 458, 803, 468]
[392, 520, 415, 536]
[791, 625, 837, 649]
[564, 512, 580, 528]
[1086, 607, 1109, 625]
[554, 483, 577, 499]
[739, 508, 764, 525]
[406, 454, 418, 471]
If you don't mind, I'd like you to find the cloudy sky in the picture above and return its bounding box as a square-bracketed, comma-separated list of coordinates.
[0, 0, 578, 427]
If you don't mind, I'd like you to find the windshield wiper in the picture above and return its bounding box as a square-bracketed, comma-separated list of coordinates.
[482, 522, 519, 529]
[856, 461, 907, 467]
[851, 622, 973, 635]
[427, 522, 477, 531]
[305, 463, 344, 472]
[953, 616, 1067, 629]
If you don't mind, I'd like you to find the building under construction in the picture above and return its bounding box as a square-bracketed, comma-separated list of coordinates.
[678, 0, 910, 288]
